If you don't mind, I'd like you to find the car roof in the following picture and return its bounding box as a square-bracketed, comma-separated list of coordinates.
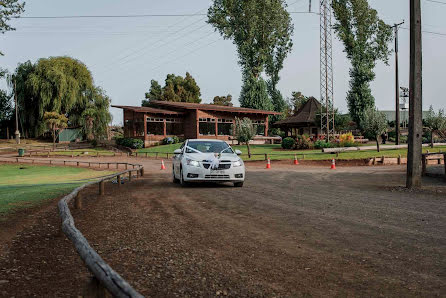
[186, 139, 227, 143]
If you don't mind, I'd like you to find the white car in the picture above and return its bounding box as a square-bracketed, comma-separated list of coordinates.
[172, 139, 245, 187]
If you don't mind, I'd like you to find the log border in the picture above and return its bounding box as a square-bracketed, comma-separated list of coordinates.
[3, 157, 144, 297]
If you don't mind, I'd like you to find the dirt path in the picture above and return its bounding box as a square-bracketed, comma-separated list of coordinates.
[1, 159, 445, 297]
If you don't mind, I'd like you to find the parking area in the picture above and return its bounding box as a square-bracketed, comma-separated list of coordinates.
[1, 159, 445, 297]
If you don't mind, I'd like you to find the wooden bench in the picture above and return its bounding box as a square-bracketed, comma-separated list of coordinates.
[422, 153, 446, 181]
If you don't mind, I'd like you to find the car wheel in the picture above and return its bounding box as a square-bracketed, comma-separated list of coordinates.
[173, 166, 179, 183]
[234, 182, 244, 187]
[180, 167, 188, 186]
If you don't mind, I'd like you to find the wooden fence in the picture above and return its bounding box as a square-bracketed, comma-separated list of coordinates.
[422, 152, 446, 181]
[8, 157, 144, 297]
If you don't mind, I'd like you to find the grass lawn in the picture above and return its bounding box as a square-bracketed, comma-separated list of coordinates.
[138, 143, 446, 161]
[34, 148, 116, 156]
[0, 164, 114, 217]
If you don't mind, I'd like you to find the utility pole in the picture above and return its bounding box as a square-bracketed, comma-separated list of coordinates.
[14, 79, 20, 144]
[309, 0, 312, 12]
[393, 21, 404, 145]
[407, 0, 423, 189]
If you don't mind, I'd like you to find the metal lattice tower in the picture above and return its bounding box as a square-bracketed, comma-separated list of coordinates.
[320, 0, 335, 140]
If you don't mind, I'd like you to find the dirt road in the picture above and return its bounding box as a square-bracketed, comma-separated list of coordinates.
[1, 160, 445, 297]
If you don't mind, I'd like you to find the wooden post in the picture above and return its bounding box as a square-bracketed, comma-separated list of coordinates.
[16, 157, 18, 163]
[125, 163, 128, 170]
[49, 160, 52, 165]
[382, 156, 385, 164]
[99, 181, 105, 196]
[116, 163, 119, 169]
[64, 161, 66, 166]
[88, 162, 91, 167]
[156, 152, 158, 159]
[421, 154, 426, 176]
[140, 167, 144, 177]
[145, 152, 148, 158]
[77, 161, 80, 167]
[373, 157, 376, 165]
[398, 154, 402, 165]
[264, 154, 267, 161]
[117, 175, 121, 186]
[128, 171, 132, 181]
[107, 163, 110, 169]
[136, 169, 140, 178]
[75, 192, 82, 210]
[167, 153, 169, 159]
[407, 0, 423, 188]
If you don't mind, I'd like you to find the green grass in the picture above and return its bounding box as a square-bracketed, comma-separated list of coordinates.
[138, 143, 446, 161]
[35, 148, 116, 156]
[0, 164, 114, 217]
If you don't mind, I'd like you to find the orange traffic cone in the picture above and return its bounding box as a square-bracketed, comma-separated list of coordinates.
[330, 159, 336, 170]
[161, 160, 166, 170]
[266, 158, 271, 169]
[294, 155, 299, 165]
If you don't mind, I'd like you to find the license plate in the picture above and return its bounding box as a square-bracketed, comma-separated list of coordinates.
[211, 170, 225, 174]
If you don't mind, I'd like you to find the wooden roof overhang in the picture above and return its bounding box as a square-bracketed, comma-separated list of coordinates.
[149, 100, 281, 116]
[112, 105, 184, 116]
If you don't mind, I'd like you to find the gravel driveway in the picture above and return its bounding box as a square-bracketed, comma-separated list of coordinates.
[1, 161, 445, 297]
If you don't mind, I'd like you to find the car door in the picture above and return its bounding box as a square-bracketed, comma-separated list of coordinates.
[173, 142, 185, 177]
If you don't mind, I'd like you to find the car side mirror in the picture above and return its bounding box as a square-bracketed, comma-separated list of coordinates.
[235, 150, 242, 155]
[174, 149, 182, 155]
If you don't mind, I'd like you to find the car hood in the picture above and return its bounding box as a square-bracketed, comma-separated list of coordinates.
[184, 153, 241, 162]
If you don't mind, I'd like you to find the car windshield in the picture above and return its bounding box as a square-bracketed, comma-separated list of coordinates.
[186, 141, 233, 154]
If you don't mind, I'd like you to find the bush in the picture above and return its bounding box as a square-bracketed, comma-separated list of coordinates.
[281, 137, 296, 149]
[314, 140, 336, 149]
[90, 139, 98, 147]
[295, 135, 313, 150]
[116, 137, 144, 149]
[161, 136, 181, 145]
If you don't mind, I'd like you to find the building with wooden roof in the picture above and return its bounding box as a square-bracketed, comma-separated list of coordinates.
[274, 97, 322, 137]
[113, 101, 280, 146]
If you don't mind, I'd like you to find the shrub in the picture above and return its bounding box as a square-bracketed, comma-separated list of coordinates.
[281, 137, 296, 149]
[90, 139, 98, 147]
[314, 140, 336, 149]
[116, 137, 144, 149]
[161, 136, 181, 145]
[295, 135, 313, 150]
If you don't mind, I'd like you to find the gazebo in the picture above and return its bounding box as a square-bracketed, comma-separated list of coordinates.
[274, 97, 322, 137]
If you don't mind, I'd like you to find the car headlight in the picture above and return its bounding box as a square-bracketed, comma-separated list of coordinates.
[186, 158, 200, 167]
[233, 160, 243, 167]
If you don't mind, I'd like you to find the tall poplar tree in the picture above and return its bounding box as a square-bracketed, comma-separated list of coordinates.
[332, 0, 392, 126]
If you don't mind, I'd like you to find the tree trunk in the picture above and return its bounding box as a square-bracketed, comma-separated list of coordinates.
[431, 129, 434, 148]
[53, 128, 56, 150]
[376, 136, 380, 152]
[247, 142, 251, 159]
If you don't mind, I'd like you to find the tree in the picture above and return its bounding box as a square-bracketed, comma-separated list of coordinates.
[208, 0, 293, 110]
[143, 80, 162, 105]
[232, 117, 257, 157]
[0, 70, 12, 122]
[213, 94, 233, 106]
[43, 111, 68, 149]
[0, 0, 25, 56]
[288, 91, 310, 115]
[425, 106, 446, 148]
[143, 73, 201, 104]
[239, 75, 273, 111]
[79, 87, 112, 141]
[360, 106, 387, 152]
[332, 0, 393, 126]
[12, 57, 111, 140]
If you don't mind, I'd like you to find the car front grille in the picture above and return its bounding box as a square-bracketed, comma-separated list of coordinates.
[205, 175, 230, 179]
[202, 163, 231, 170]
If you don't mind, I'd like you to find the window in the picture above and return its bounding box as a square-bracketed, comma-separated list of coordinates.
[186, 140, 233, 154]
[199, 118, 216, 136]
[147, 118, 164, 135]
[218, 119, 233, 136]
[166, 118, 183, 135]
[135, 118, 144, 137]
[253, 120, 265, 136]
[124, 119, 133, 137]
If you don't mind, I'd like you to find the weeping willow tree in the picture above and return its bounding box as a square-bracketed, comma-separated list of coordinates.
[79, 87, 112, 141]
[13, 56, 111, 140]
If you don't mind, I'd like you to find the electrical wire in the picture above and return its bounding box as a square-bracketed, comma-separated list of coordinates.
[425, 0, 446, 5]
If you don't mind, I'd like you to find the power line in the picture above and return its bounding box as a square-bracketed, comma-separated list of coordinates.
[401, 27, 446, 36]
[425, 0, 446, 5]
[14, 11, 317, 20]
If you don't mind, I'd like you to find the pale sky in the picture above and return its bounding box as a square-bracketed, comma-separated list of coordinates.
[1, 0, 445, 125]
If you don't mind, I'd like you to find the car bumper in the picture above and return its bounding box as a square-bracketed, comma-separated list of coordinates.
[182, 167, 245, 182]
